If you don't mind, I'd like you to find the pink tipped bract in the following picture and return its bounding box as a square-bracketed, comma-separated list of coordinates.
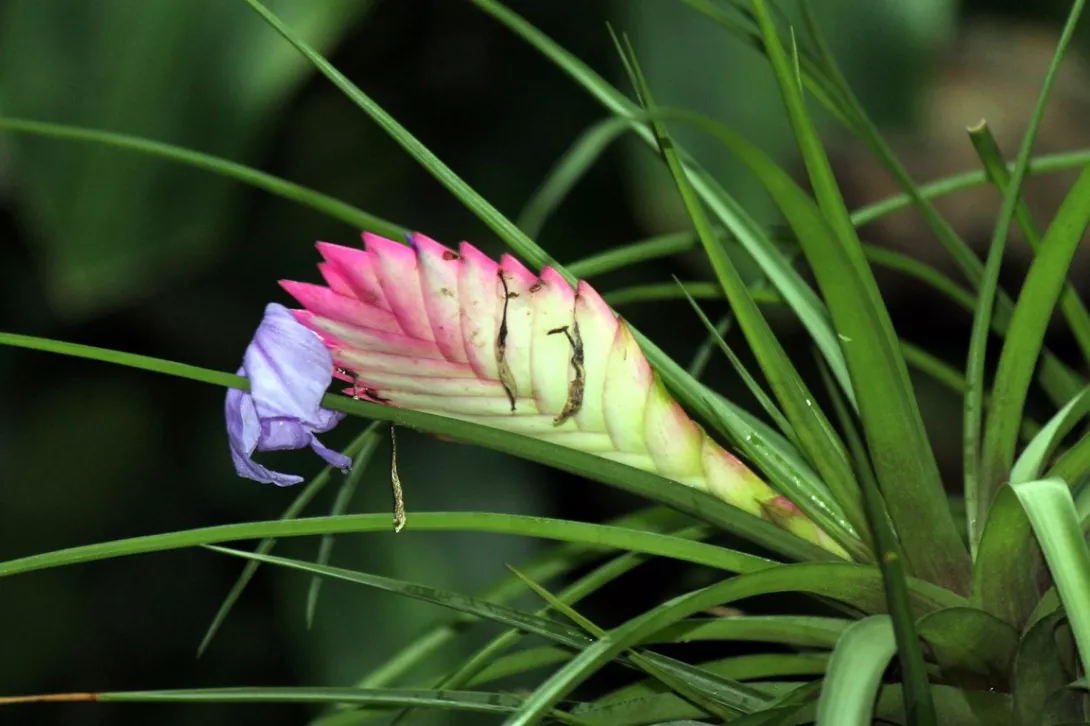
[282, 232, 845, 556]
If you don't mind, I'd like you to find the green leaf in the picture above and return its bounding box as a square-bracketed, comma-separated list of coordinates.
[816, 616, 896, 726]
[634, 107, 857, 410]
[0, 511, 771, 581]
[0, 687, 587, 723]
[751, 0, 969, 593]
[0, 0, 373, 314]
[604, 281, 779, 307]
[212, 543, 799, 717]
[593, 653, 828, 710]
[567, 232, 695, 279]
[816, 344, 935, 726]
[971, 486, 1046, 630]
[306, 428, 385, 628]
[503, 562, 962, 725]
[687, 312, 734, 381]
[0, 332, 832, 562]
[427, 522, 709, 695]
[465, 646, 572, 687]
[1014, 613, 1079, 726]
[1049, 429, 1090, 488]
[0, 117, 404, 238]
[916, 607, 1018, 689]
[964, 122, 1023, 554]
[861, 241, 1081, 412]
[517, 116, 631, 238]
[358, 507, 689, 690]
[725, 683, 1013, 726]
[970, 124, 1090, 369]
[645, 615, 849, 649]
[793, 0, 982, 287]
[198, 424, 379, 656]
[1013, 478, 1090, 681]
[979, 0, 1090, 514]
[622, 45, 864, 557]
[508, 565, 745, 723]
[1013, 387, 1090, 486]
[982, 163, 1090, 494]
[677, 280, 794, 441]
[205, 545, 593, 647]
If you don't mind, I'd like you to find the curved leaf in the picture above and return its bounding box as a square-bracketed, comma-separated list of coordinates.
[916, 607, 1018, 690]
[816, 616, 897, 726]
[0, 332, 831, 563]
[501, 563, 961, 725]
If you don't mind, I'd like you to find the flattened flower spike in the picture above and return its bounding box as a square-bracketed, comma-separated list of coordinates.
[226, 302, 351, 486]
[280, 232, 846, 557]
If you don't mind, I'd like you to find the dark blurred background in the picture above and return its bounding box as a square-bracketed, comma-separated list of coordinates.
[1, 0, 1088, 724]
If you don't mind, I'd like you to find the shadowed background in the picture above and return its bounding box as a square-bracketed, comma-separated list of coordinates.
[0, 0, 1086, 724]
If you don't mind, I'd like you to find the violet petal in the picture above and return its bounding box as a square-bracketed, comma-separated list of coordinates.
[225, 303, 351, 485]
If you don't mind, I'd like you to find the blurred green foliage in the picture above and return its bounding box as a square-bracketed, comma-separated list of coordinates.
[0, 0, 1081, 724]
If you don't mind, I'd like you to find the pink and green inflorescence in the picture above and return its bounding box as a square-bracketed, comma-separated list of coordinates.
[279, 232, 846, 557]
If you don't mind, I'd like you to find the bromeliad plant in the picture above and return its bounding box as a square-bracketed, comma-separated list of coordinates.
[7, 0, 1090, 724]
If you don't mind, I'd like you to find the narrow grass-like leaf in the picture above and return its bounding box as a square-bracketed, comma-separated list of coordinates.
[598, 228, 1079, 415]
[971, 124, 1090, 367]
[816, 349, 935, 726]
[0, 117, 403, 238]
[680, 1, 852, 116]
[593, 653, 829, 709]
[205, 545, 594, 647]
[0, 333, 832, 562]
[359, 507, 688, 690]
[644, 615, 849, 649]
[229, 545, 767, 724]
[567, 232, 695, 279]
[622, 44, 863, 554]
[983, 162, 1090, 497]
[964, 122, 1022, 554]
[240, 0, 559, 270]
[0, 512, 772, 581]
[508, 566, 744, 723]
[1049, 429, 1090, 488]
[977, 0, 1089, 510]
[815, 616, 896, 726]
[380, 524, 710, 726]
[306, 428, 384, 629]
[464, 646, 572, 688]
[851, 149, 1090, 228]
[1012, 478, 1090, 681]
[0, 687, 587, 723]
[687, 313, 733, 380]
[752, 0, 968, 592]
[198, 424, 379, 656]
[470, 0, 855, 423]
[860, 243, 1081, 410]
[794, 0, 982, 283]
[603, 281, 779, 307]
[677, 282, 794, 440]
[503, 564, 960, 726]
[1013, 387, 1090, 486]
[517, 116, 631, 238]
[635, 106, 855, 406]
[429, 523, 709, 695]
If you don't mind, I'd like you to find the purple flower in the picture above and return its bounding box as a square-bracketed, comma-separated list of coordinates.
[226, 303, 351, 486]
